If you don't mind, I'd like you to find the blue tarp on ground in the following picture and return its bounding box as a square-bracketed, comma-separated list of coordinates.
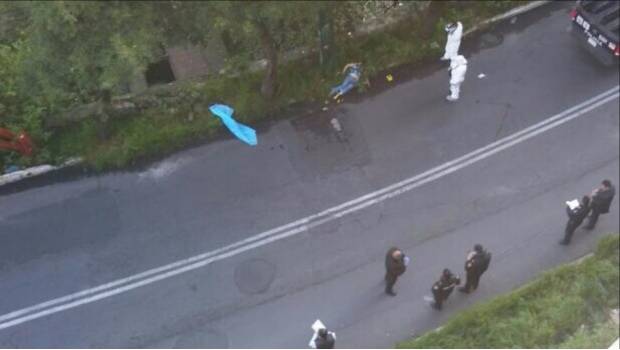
[209, 104, 257, 146]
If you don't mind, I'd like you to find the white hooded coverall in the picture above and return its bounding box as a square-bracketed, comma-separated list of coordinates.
[442, 22, 463, 60]
[448, 55, 467, 101]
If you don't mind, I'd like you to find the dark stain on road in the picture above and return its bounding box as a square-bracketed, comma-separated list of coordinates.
[234, 258, 276, 295]
[284, 107, 371, 178]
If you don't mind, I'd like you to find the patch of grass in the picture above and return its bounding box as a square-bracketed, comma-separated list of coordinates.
[396, 234, 620, 349]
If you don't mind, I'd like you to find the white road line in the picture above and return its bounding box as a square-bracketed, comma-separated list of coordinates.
[0, 87, 618, 331]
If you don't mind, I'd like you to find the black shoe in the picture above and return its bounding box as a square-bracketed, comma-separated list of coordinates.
[431, 302, 441, 310]
[559, 240, 570, 245]
[386, 290, 397, 296]
[458, 287, 470, 294]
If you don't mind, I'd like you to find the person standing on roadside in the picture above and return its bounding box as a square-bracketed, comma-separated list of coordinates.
[385, 247, 409, 296]
[459, 244, 491, 294]
[441, 22, 463, 61]
[560, 195, 590, 245]
[585, 179, 615, 230]
[446, 55, 468, 102]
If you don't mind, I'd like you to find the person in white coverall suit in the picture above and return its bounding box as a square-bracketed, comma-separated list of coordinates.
[447, 55, 467, 101]
[441, 22, 463, 61]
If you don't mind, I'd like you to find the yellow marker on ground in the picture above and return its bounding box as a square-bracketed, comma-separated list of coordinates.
[386, 74, 393, 82]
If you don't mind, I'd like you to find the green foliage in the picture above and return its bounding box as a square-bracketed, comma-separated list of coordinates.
[2, 0, 530, 172]
[397, 234, 620, 349]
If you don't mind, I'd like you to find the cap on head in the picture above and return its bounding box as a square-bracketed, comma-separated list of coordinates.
[318, 328, 328, 337]
[602, 179, 612, 188]
[443, 268, 451, 276]
[474, 244, 483, 252]
[445, 22, 457, 32]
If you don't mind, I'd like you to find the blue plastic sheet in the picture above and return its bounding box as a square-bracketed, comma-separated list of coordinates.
[209, 104, 257, 146]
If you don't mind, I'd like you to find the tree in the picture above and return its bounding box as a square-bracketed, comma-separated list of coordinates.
[209, 1, 326, 99]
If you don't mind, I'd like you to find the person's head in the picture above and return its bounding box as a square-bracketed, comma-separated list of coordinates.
[602, 179, 612, 188]
[318, 328, 328, 338]
[582, 195, 590, 206]
[445, 22, 458, 33]
[442, 268, 452, 278]
[392, 250, 403, 259]
[474, 244, 483, 253]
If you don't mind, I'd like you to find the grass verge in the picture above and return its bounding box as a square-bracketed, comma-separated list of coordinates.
[396, 234, 620, 349]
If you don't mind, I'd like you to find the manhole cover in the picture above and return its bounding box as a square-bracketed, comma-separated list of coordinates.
[234, 258, 276, 295]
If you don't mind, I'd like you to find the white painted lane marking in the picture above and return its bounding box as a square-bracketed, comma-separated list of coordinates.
[0, 87, 618, 331]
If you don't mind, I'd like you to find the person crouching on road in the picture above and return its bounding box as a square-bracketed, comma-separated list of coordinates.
[585, 179, 615, 230]
[431, 268, 460, 310]
[385, 247, 408, 296]
[560, 195, 591, 245]
[447, 55, 467, 102]
[314, 328, 336, 349]
[459, 244, 491, 294]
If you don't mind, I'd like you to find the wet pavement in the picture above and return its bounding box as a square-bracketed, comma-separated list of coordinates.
[0, 1, 619, 348]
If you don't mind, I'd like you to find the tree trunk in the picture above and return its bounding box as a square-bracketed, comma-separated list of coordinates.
[256, 21, 278, 99]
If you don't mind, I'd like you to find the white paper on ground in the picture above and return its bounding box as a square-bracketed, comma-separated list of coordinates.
[566, 199, 580, 210]
[312, 319, 326, 332]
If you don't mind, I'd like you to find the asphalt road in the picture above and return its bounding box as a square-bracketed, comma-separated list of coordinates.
[1, 2, 619, 348]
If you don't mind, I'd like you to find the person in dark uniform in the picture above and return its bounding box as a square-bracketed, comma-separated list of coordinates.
[431, 268, 460, 310]
[585, 179, 615, 230]
[314, 328, 336, 349]
[560, 195, 590, 245]
[459, 244, 491, 294]
[385, 247, 407, 296]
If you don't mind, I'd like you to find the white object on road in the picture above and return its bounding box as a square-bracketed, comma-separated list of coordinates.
[308, 319, 327, 348]
[447, 55, 468, 101]
[441, 21, 463, 60]
[478, 73, 486, 79]
[566, 199, 580, 210]
[404, 256, 410, 266]
[423, 295, 434, 302]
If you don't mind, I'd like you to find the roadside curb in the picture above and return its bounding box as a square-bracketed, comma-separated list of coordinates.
[0, 157, 82, 188]
[0, 1, 553, 190]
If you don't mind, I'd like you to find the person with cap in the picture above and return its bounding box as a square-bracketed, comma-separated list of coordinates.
[447, 54, 468, 102]
[313, 328, 336, 349]
[585, 179, 615, 230]
[431, 268, 460, 310]
[441, 21, 463, 61]
[384, 247, 409, 296]
[459, 244, 491, 294]
[560, 195, 591, 245]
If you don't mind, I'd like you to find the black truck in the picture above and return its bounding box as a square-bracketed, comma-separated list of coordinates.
[570, 0, 619, 66]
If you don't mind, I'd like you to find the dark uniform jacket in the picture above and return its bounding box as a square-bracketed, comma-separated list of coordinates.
[432, 272, 460, 298]
[385, 247, 406, 277]
[465, 250, 491, 275]
[591, 185, 615, 213]
[566, 201, 590, 226]
[315, 333, 335, 349]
